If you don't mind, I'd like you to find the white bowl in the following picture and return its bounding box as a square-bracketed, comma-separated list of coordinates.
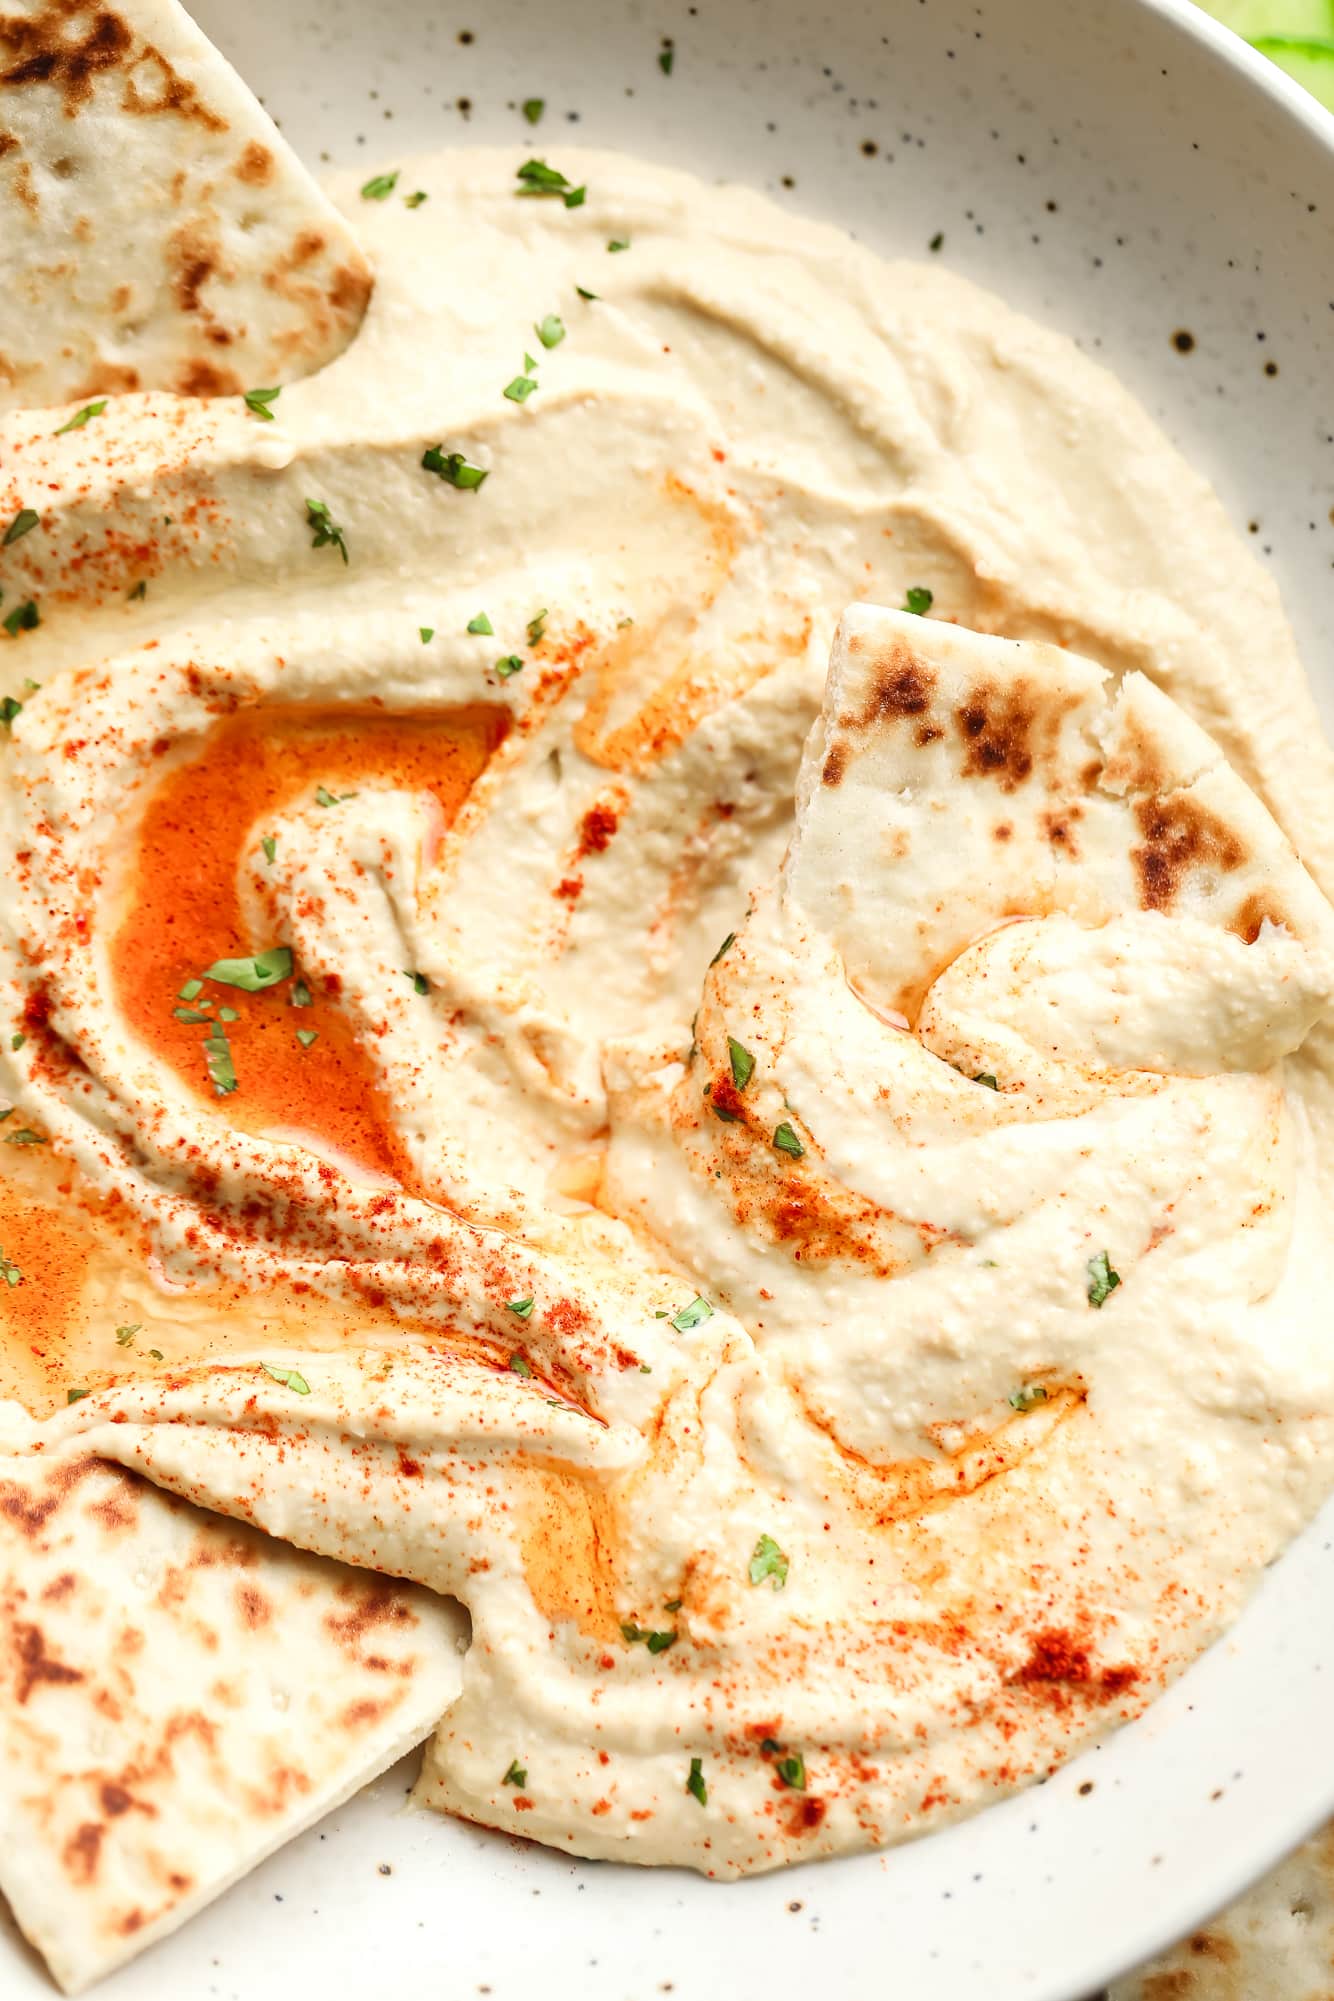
[8, 2, 1334, 1996]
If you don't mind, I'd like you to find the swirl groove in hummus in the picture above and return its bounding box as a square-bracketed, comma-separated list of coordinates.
[0, 147, 1332, 1957]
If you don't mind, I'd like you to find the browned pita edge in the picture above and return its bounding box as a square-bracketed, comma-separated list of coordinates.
[0, 0, 372, 411]
[0, 1444, 463, 1994]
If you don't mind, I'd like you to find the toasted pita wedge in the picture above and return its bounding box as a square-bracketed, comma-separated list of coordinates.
[0, 1439, 462, 1994]
[0, 0, 371, 412]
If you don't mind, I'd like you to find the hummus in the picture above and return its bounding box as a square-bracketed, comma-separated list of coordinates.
[1, 146, 1334, 1888]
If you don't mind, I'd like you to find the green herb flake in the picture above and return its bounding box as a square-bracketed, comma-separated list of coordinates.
[727, 1037, 755, 1091]
[576, 285, 599, 300]
[422, 445, 489, 490]
[202, 1021, 237, 1096]
[975, 1072, 999, 1090]
[3, 601, 39, 638]
[467, 611, 494, 635]
[127, 580, 147, 601]
[305, 497, 348, 564]
[201, 946, 292, 992]
[1086, 1249, 1122, 1309]
[261, 1361, 311, 1394]
[3, 1127, 46, 1146]
[172, 1006, 211, 1023]
[903, 585, 934, 616]
[929, 230, 945, 252]
[523, 97, 545, 124]
[535, 313, 566, 349]
[148, 1348, 163, 1361]
[658, 43, 675, 74]
[503, 373, 538, 405]
[4, 509, 39, 547]
[361, 170, 400, 200]
[218, 1007, 239, 1022]
[244, 385, 281, 421]
[261, 835, 277, 864]
[419, 626, 434, 644]
[775, 1752, 806, 1791]
[115, 1324, 141, 1346]
[0, 696, 22, 727]
[507, 1296, 535, 1318]
[664, 1597, 683, 1613]
[607, 238, 630, 253]
[10, 1033, 23, 1051]
[670, 1295, 713, 1333]
[526, 607, 548, 645]
[178, 978, 203, 1001]
[709, 932, 735, 967]
[67, 1387, 89, 1405]
[503, 1759, 527, 1788]
[403, 970, 430, 995]
[291, 980, 313, 1009]
[621, 1622, 678, 1653]
[495, 654, 524, 679]
[773, 1121, 804, 1159]
[296, 1028, 318, 1050]
[404, 190, 428, 208]
[508, 1352, 533, 1377]
[55, 399, 106, 435]
[748, 1533, 789, 1589]
[1008, 1382, 1049, 1413]
[514, 158, 586, 208]
[0, 1248, 21, 1285]
[685, 1757, 707, 1806]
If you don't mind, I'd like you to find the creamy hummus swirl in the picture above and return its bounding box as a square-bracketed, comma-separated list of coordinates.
[0, 151, 1333, 1879]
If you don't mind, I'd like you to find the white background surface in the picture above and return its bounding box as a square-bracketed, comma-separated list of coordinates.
[7, 0, 1334, 1994]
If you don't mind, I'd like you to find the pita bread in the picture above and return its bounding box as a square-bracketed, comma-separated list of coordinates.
[1109, 1822, 1334, 1999]
[0, 0, 371, 412]
[0, 1433, 463, 1994]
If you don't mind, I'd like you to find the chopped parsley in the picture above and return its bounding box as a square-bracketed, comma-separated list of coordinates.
[515, 158, 586, 207]
[261, 1361, 311, 1394]
[523, 98, 545, 125]
[291, 980, 313, 1008]
[495, 654, 524, 679]
[261, 835, 277, 864]
[361, 170, 400, 200]
[576, 286, 599, 301]
[404, 190, 428, 208]
[127, 580, 147, 601]
[709, 932, 735, 967]
[10, 1033, 23, 1051]
[727, 1038, 755, 1090]
[1086, 1249, 1122, 1308]
[467, 611, 494, 635]
[218, 1007, 239, 1022]
[179, 979, 203, 1001]
[775, 1752, 806, 1791]
[975, 1072, 998, 1090]
[748, 1533, 789, 1589]
[535, 314, 565, 349]
[509, 1352, 533, 1377]
[201, 946, 292, 992]
[526, 607, 548, 645]
[173, 1006, 211, 1022]
[3, 601, 39, 638]
[607, 238, 630, 253]
[420, 626, 434, 643]
[305, 497, 348, 563]
[202, 1020, 237, 1096]
[67, 1387, 89, 1405]
[54, 399, 106, 434]
[504, 367, 539, 403]
[115, 1324, 141, 1346]
[773, 1121, 804, 1159]
[658, 42, 675, 74]
[403, 970, 430, 995]
[243, 385, 281, 421]
[422, 446, 489, 490]
[296, 1028, 318, 1050]
[0, 695, 22, 726]
[670, 1295, 713, 1333]
[4, 509, 39, 547]
[0, 1248, 20, 1286]
[1008, 1383, 1049, 1413]
[507, 1296, 535, 1318]
[621, 1623, 677, 1653]
[148, 1348, 164, 1361]
[903, 585, 934, 616]
[503, 1759, 527, 1787]
[3, 1127, 45, 1145]
[685, 1757, 707, 1806]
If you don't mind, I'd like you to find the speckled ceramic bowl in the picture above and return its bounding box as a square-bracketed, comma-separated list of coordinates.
[6, 3, 1333, 1997]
